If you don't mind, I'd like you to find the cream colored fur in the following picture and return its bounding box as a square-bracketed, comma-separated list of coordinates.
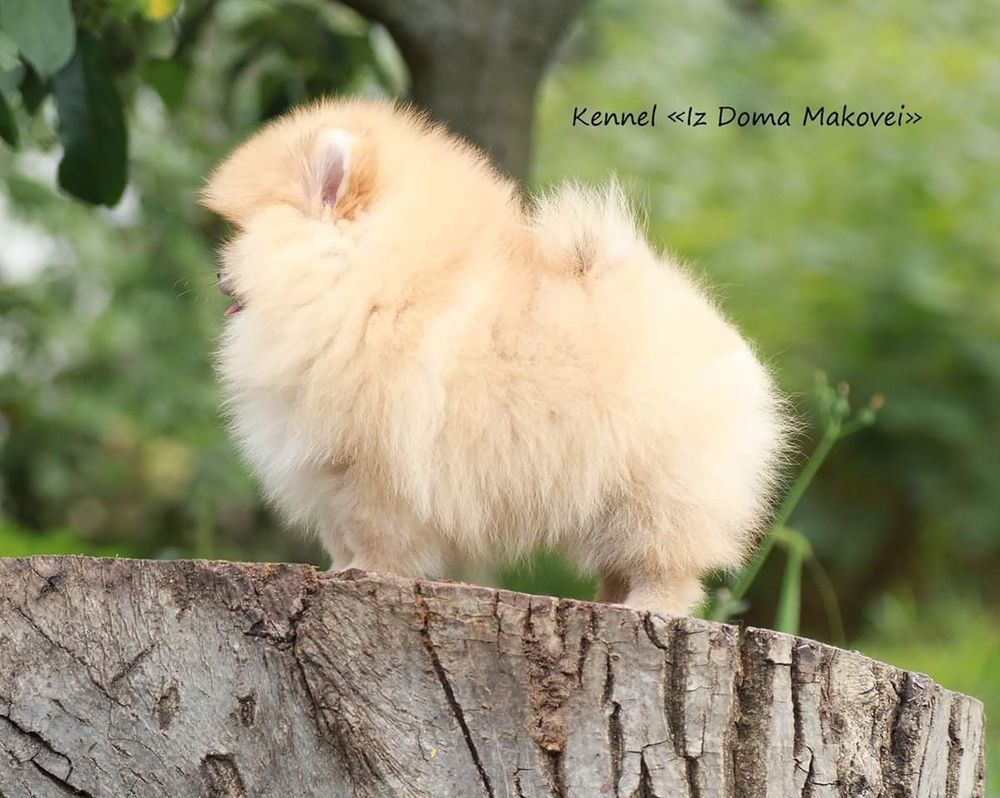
[202, 98, 788, 616]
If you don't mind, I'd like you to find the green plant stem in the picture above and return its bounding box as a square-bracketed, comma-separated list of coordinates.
[713, 419, 842, 621]
[775, 545, 804, 633]
[771, 418, 842, 538]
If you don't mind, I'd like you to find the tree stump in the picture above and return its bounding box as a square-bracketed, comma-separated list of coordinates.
[0, 557, 985, 797]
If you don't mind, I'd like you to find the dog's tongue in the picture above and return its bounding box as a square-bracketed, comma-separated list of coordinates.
[225, 302, 243, 318]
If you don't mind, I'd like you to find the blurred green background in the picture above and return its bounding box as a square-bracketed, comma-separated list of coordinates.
[0, 0, 996, 786]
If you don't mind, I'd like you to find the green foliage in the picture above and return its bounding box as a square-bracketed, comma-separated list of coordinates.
[0, 31, 21, 71]
[0, 520, 132, 556]
[0, 87, 16, 145]
[0, 0, 392, 566]
[0, 0, 398, 204]
[226, 3, 385, 121]
[0, 0, 75, 78]
[52, 31, 127, 205]
[0, 0, 142, 203]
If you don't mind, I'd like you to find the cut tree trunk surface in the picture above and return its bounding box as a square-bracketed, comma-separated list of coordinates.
[0, 557, 985, 797]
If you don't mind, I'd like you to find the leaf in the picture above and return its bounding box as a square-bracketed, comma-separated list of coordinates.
[52, 32, 127, 206]
[18, 66, 48, 114]
[0, 0, 75, 77]
[0, 89, 18, 147]
[0, 30, 20, 72]
[0, 62, 23, 94]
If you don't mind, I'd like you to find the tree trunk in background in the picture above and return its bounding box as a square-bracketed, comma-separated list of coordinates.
[0, 557, 985, 797]
[339, 0, 587, 182]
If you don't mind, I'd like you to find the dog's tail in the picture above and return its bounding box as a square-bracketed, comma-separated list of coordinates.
[529, 182, 648, 275]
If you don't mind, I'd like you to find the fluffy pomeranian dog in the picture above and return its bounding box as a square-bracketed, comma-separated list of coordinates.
[202, 98, 788, 616]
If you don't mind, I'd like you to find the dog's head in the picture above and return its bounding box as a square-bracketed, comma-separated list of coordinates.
[201, 99, 396, 316]
[201, 98, 514, 322]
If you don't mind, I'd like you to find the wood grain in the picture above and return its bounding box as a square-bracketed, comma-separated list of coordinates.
[0, 557, 985, 797]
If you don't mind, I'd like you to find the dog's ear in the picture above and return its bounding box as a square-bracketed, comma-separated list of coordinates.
[309, 128, 377, 221]
[310, 129, 352, 208]
[201, 123, 378, 226]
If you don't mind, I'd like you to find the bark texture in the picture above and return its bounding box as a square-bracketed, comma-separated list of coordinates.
[0, 556, 986, 797]
[339, 0, 587, 181]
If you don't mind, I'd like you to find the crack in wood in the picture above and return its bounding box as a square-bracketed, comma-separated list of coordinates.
[109, 642, 157, 686]
[10, 605, 124, 707]
[600, 634, 627, 797]
[284, 589, 373, 791]
[544, 749, 565, 798]
[1, 714, 93, 796]
[414, 584, 496, 798]
[30, 760, 95, 797]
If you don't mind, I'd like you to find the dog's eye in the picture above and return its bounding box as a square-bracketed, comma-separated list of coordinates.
[201, 215, 241, 244]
